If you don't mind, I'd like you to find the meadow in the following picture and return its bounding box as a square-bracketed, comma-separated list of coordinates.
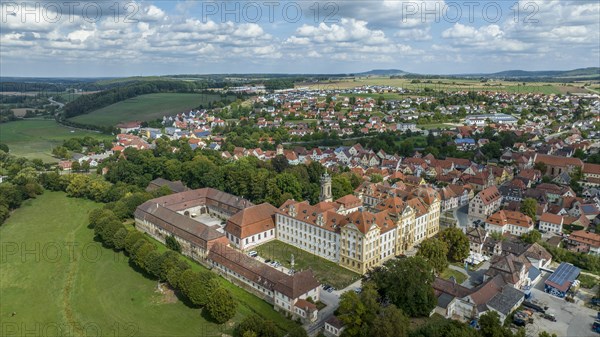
[0, 192, 296, 336]
[68, 93, 228, 127]
[0, 119, 111, 162]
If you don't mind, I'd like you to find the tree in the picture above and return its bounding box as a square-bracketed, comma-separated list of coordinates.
[337, 290, 368, 337]
[520, 198, 538, 221]
[366, 257, 436, 317]
[234, 314, 278, 337]
[166, 235, 181, 252]
[534, 162, 547, 174]
[521, 229, 542, 244]
[332, 175, 353, 200]
[439, 227, 470, 262]
[206, 287, 237, 324]
[370, 174, 383, 183]
[416, 238, 449, 274]
[478, 311, 504, 337]
[287, 326, 308, 337]
[538, 332, 558, 337]
[369, 305, 408, 337]
[271, 155, 289, 173]
[0, 143, 9, 153]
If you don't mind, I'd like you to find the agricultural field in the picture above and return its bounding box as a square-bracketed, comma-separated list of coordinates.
[300, 77, 591, 95]
[0, 192, 295, 337]
[69, 93, 229, 127]
[0, 120, 112, 162]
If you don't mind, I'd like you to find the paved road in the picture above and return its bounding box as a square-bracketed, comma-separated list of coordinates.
[306, 279, 362, 336]
[524, 272, 598, 337]
[48, 96, 65, 109]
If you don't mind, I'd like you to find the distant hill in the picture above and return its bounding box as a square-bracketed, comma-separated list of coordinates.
[355, 69, 410, 76]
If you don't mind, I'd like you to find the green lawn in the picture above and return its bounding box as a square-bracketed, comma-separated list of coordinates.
[0, 192, 295, 336]
[254, 240, 360, 289]
[69, 93, 228, 127]
[0, 120, 112, 162]
[440, 268, 467, 284]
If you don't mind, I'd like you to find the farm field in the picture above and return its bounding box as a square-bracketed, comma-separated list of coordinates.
[69, 93, 228, 127]
[254, 240, 360, 289]
[300, 77, 591, 95]
[0, 192, 295, 337]
[0, 120, 111, 162]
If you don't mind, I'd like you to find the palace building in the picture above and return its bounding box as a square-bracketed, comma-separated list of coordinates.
[134, 187, 320, 321]
[135, 177, 442, 277]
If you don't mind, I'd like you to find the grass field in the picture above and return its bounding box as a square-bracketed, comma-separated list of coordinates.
[69, 93, 227, 127]
[440, 268, 467, 284]
[254, 240, 360, 289]
[0, 120, 112, 162]
[0, 192, 295, 336]
[300, 77, 590, 95]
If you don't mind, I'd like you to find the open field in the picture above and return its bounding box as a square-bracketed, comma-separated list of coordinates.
[300, 77, 591, 95]
[254, 240, 360, 289]
[0, 120, 112, 162]
[10, 108, 30, 117]
[69, 93, 228, 127]
[0, 192, 295, 336]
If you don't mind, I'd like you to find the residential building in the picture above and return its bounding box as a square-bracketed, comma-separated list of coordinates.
[538, 213, 564, 234]
[324, 316, 344, 337]
[582, 163, 600, 187]
[485, 210, 534, 236]
[469, 186, 503, 222]
[567, 230, 600, 255]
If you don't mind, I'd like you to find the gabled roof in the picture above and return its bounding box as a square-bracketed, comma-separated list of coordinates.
[208, 243, 320, 299]
[224, 203, 277, 239]
[476, 186, 502, 205]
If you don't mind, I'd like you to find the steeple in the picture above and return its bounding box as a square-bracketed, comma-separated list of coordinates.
[320, 172, 333, 202]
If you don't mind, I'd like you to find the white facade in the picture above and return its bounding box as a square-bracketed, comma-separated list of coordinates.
[539, 220, 563, 234]
[275, 213, 341, 262]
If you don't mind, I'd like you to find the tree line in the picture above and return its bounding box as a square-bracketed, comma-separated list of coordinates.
[63, 81, 199, 118]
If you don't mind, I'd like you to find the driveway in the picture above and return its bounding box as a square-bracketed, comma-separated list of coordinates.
[524, 272, 598, 337]
[306, 279, 362, 336]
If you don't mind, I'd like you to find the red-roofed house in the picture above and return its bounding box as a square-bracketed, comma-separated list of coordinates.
[538, 213, 564, 234]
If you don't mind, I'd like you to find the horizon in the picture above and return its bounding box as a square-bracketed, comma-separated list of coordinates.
[1, 66, 599, 80]
[1, 1, 599, 77]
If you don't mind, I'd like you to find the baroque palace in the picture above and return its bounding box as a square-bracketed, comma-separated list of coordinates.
[135, 174, 441, 273]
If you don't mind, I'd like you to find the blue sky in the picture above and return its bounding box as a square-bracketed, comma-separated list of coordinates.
[1, 0, 599, 77]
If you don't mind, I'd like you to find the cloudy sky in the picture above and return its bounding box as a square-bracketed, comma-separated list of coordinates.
[1, 0, 599, 77]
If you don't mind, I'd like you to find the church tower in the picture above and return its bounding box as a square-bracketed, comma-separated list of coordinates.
[320, 172, 333, 202]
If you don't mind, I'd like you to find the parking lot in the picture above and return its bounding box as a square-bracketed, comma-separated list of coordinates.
[524, 272, 598, 336]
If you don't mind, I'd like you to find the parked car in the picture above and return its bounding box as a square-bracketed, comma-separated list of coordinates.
[264, 259, 271, 264]
[593, 320, 600, 333]
[542, 313, 556, 322]
[591, 298, 600, 306]
[248, 251, 258, 257]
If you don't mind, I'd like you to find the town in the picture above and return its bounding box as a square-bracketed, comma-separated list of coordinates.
[2, 82, 597, 337]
